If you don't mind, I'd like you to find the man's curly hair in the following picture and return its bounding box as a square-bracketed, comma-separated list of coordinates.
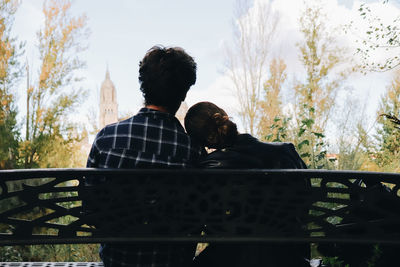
[139, 46, 197, 113]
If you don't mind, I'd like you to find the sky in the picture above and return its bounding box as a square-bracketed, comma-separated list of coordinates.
[10, 0, 400, 138]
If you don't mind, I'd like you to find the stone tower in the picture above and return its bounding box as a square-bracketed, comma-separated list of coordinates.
[99, 68, 118, 128]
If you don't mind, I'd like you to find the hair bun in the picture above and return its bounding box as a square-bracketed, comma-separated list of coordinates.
[212, 113, 229, 127]
[184, 101, 238, 149]
[212, 113, 237, 147]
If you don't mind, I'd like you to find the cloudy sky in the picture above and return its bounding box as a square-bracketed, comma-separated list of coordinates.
[11, 0, 400, 135]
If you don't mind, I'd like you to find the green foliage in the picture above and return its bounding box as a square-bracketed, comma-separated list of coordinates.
[239, 1, 356, 171]
[322, 256, 347, 267]
[366, 244, 383, 267]
[373, 72, 400, 171]
[0, 0, 24, 169]
[296, 1, 353, 134]
[0, 100, 19, 169]
[375, 116, 400, 169]
[0, 244, 100, 262]
[262, 105, 331, 169]
[295, 104, 329, 169]
[264, 116, 291, 142]
[0, 0, 95, 261]
[0, 178, 100, 262]
[289, 1, 354, 169]
[0, 246, 23, 261]
[317, 244, 385, 267]
[21, 244, 100, 262]
[353, 1, 400, 71]
[20, 0, 89, 168]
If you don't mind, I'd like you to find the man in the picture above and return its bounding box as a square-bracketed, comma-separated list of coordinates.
[86, 46, 201, 267]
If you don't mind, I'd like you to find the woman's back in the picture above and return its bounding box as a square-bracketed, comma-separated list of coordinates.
[194, 135, 310, 267]
[200, 133, 307, 169]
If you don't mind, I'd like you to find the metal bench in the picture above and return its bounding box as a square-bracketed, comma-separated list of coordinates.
[1, 168, 400, 266]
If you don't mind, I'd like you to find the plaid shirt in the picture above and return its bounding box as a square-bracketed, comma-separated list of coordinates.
[86, 107, 202, 267]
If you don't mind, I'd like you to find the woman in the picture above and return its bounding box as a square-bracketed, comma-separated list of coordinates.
[185, 101, 310, 267]
[184, 101, 307, 169]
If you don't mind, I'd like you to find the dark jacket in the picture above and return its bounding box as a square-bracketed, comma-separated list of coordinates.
[193, 134, 310, 267]
[199, 133, 307, 169]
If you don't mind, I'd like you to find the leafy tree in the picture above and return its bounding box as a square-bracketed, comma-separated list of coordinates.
[295, 2, 351, 132]
[257, 58, 286, 141]
[0, 0, 24, 169]
[225, 0, 279, 135]
[21, 0, 89, 168]
[292, 1, 355, 168]
[296, 104, 330, 169]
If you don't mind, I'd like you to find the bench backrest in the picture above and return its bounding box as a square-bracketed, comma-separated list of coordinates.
[1, 169, 400, 245]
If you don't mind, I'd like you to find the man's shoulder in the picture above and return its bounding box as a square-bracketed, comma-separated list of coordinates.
[94, 117, 134, 142]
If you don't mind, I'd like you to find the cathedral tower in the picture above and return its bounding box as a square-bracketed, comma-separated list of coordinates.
[99, 68, 118, 128]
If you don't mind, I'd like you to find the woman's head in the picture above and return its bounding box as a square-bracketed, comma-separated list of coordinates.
[184, 102, 238, 149]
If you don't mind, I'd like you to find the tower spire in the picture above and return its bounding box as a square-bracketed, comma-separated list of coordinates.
[105, 63, 110, 79]
[99, 65, 118, 128]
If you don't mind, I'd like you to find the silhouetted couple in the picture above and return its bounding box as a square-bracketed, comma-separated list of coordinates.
[87, 45, 309, 267]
